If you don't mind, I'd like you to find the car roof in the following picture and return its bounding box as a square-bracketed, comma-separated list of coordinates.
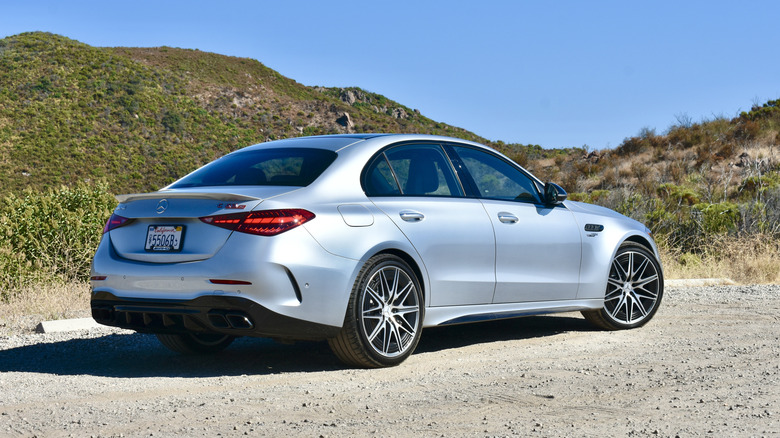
[238, 133, 485, 153]
[237, 134, 383, 153]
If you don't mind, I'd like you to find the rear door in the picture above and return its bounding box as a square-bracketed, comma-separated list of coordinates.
[364, 143, 496, 307]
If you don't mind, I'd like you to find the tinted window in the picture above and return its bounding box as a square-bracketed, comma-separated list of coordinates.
[364, 144, 463, 197]
[452, 146, 540, 202]
[170, 148, 337, 188]
[363, 155, 401, 196]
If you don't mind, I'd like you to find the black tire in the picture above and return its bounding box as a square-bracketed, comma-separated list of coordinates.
[328, 254, 424, 368]
[582, 242, 664, 330]
[156, 333, 235, 354]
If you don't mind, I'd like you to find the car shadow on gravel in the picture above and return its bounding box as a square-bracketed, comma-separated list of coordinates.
[416, 313, 594, 354]
[0, 314, 593, 377]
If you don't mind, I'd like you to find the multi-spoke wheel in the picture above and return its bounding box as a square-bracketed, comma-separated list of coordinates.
[329, 254, 423, 368]
[156, 332, 235, 354]
[582, 242, 663, 330]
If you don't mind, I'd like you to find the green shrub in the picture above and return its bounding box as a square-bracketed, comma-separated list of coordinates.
[739, 171, 780, 200]
[568, 190, 610, 204]
[739, 99, 780, 121]
[657, 183, 700, 206]
[0, 182, 115, 299]
[693, 202, 740, 234]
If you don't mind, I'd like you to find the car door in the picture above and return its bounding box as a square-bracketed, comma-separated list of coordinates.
[448, 145, 582, 303]
[364, 143, 496, 307]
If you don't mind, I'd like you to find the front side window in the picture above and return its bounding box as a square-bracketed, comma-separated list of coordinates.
[170, 148, 337, 188]
[451, 146, 541, 203]
[363, 144, 464, 197]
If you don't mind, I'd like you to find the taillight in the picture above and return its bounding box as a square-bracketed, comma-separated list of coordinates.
[103, 214, 130, 233]
[200, 209, 315, 236]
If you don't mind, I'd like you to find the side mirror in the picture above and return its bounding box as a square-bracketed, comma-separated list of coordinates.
[544, 182, 567, 205]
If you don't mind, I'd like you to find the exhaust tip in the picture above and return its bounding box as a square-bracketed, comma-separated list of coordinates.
[207, 313, 230, 329]
[207, 310, 254, 330]
[226, 313, 254, 329]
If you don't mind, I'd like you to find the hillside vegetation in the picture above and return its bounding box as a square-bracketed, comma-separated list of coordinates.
[554, 105, 778, 239]
[0, 32, 778, 303]
[0, 32, 505, 194]
[524, 103, 780, 282]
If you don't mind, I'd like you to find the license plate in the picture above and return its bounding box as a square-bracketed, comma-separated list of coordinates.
[145, 225, 185, 252]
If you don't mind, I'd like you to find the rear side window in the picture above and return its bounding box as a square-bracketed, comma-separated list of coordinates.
[363, 155, 401, 196]
[170, 148, 337, 188]
[363, 144, 464, 197]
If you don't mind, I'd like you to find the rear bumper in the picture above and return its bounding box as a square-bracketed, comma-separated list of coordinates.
[91, 223, 360, 329]
[91, 291, 341, 340]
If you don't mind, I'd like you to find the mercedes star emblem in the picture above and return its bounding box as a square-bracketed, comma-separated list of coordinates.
[156, 199, 168, 215]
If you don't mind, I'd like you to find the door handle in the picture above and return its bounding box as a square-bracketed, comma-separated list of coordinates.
[497, 212, 518, 224]
[399, 210, 425, 222]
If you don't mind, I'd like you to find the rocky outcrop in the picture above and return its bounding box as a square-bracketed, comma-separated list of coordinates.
[340, 89, 367, 105]
[336, 112, 354, 130]
[390, 107, 407, 120]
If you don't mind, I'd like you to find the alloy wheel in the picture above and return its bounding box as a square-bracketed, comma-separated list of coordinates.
[360, 265, 421, 358]
[604, 249, 661, 325]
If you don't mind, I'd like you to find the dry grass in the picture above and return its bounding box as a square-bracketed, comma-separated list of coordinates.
[0, 281, 91, 336]
[661, 233, 780, 284]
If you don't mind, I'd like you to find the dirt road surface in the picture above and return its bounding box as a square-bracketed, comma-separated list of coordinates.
[1, 284, 778, 437]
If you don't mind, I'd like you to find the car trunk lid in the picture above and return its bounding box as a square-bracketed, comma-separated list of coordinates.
[108, 187, 299, 263]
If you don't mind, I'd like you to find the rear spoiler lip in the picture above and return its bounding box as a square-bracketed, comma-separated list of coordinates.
[116, 191, 261, 203]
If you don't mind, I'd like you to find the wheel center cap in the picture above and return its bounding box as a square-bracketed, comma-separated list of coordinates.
[382, 306, 393, 319]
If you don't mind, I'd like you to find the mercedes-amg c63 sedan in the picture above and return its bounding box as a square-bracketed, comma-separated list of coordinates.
[91, 134, 663, 367]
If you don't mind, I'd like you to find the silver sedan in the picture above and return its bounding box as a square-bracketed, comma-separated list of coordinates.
[91, 134, 663, 367]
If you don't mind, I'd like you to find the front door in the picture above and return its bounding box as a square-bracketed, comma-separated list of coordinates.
[447, 144, 582, 303]
[481, 200, 581, 303]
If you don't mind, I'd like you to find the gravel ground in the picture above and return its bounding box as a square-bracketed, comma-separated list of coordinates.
[1, 285, 778, 437]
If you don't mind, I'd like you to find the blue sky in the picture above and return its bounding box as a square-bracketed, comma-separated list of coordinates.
[2, 0, 779, 149]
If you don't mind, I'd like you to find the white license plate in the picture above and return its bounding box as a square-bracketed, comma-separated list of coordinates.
[145, 225, 185, 252]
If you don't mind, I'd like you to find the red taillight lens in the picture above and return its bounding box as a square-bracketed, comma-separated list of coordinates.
[103, 214, 130, 234]
[200, 209, 315, 236]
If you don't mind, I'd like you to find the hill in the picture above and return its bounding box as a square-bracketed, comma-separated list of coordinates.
[2, 32, 778, 232]
[1, 32, 541, 194]
[522, 103, 780, 272]
[0, 32, 779, 288]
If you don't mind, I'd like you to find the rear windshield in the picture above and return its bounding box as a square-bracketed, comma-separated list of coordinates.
[170, 148, 337, 188]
